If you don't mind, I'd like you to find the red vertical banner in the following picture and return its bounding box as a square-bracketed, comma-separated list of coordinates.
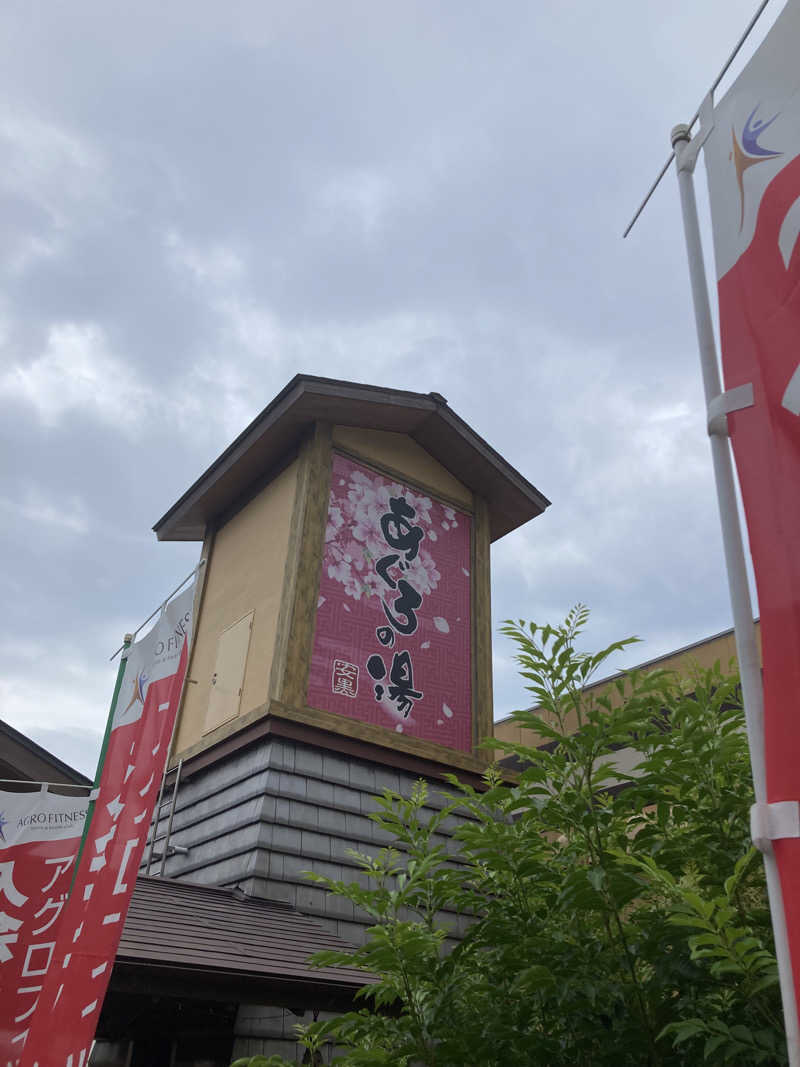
[703, 0, 800, 1006]
[0, 787, 89, 1066]
[20, 585, 194, 1067]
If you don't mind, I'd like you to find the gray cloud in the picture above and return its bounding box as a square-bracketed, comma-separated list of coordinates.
[0, 0, 769, 772]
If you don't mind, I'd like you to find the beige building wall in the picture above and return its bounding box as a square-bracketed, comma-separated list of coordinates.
[174, 459, 299, 758]
[332, 426, 473, 510]
[493, 621, 762, 757]
[172, 427, 481, 766]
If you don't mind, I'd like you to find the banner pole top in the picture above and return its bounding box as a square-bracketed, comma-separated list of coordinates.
[623, 0, 774, 237]
[109, 560, 205, 662]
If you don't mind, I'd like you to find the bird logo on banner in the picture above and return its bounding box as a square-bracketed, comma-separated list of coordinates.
[731, 104, 782, 229]
[120, 670, 148, 719]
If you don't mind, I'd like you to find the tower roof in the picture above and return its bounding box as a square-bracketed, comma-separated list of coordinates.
[154, 374, 549, 542]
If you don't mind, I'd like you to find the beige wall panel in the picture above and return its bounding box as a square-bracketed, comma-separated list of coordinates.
[332, 426, 473, 509]
[493, 621, 762, 757]
[174, 460, 298, 757]
[204, 611, 254, 734]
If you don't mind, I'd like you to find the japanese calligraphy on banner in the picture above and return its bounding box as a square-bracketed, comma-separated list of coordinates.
[308, 452, 472, 752]
[21, 585, 194, 1067]
[0, 787, 89, 1067]
[702, 0, 800, 1001]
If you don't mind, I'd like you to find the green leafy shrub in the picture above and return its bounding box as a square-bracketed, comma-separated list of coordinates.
[233, 607, 784, 1066]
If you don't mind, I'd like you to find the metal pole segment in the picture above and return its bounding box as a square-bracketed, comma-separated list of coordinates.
[144, 763, 168, 876]
[671, 124, 799, 1066]
[623, 0, 773, 237]
[159, 759, 183, 877]
[109, 558, 206, 662]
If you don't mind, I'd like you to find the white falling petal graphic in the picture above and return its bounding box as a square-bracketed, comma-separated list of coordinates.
[782, 363, 800, 415]
[94, 826, 116, 853]
[433, 617, 449, 633]
[778, 195, 800, 268]
[442, 703, 453, 718]
[421, 641, 430, 649]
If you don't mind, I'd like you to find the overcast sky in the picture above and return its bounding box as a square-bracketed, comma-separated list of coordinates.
[0, 1, 776, 777]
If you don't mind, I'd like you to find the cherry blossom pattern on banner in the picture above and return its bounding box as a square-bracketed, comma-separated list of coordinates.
[308, 452, 472, 753]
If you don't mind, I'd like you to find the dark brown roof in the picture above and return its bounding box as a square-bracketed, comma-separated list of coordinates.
[113, 876, 373, 1008]
[0, 719, 92, 787]
[153, 374, 550, 543]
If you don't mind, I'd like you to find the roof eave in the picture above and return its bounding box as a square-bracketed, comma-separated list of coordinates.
[153, 374, 550, 543]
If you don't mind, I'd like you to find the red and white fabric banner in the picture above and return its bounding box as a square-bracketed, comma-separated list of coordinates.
[0, 787, 89, 1067]
[20, 585, 194, 1067]
[703, 0, 800, 1000]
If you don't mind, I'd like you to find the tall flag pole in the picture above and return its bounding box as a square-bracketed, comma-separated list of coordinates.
[670, 0, 800, 1061]
[68, 634, 132, 892]
[20, 583, 195, 1067]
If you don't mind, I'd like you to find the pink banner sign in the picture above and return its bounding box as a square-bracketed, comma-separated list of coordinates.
[21, 585, 193, 1067]
[308, 452, 472, 752]
[0, 787, 89, 1067]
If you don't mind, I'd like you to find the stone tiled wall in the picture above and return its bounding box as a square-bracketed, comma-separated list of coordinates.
[141, 737, 477, 1061]
[143, 737, 472, 944]
[233, 1006, 342, 1064]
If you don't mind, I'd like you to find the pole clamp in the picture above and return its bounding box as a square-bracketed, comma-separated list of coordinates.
[751, 801, 800, 855]
[708, 383, 754, 436]
[672, 94, 715, 173]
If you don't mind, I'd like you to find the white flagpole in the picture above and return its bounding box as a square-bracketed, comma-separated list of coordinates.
[671, 121, 800, 1066]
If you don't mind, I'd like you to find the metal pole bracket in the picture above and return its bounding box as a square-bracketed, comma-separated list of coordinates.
[708, 382, 755, 436]
[672, 94, 716, 174]
[752, 801, 800, 855]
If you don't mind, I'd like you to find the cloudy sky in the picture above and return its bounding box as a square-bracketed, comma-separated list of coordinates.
[0, 1, 776, 777]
